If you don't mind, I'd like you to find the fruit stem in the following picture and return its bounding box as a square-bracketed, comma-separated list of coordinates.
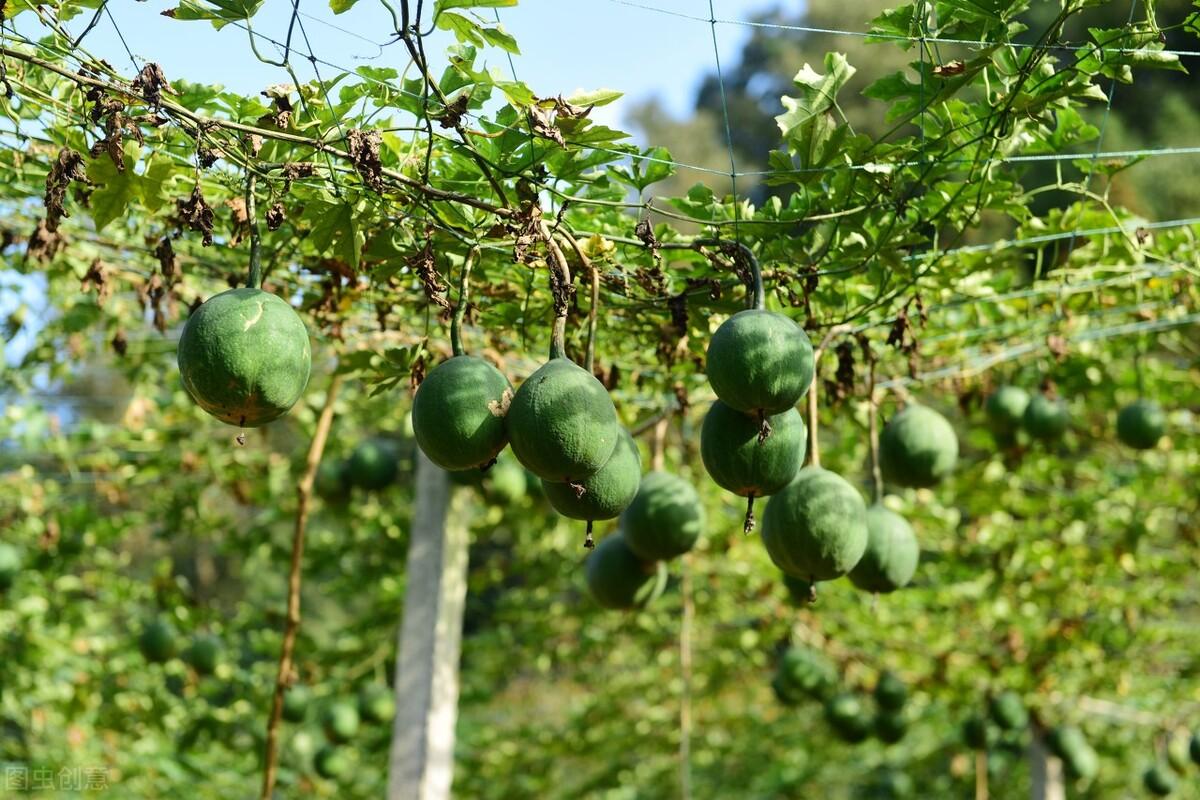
[449, 247, 478, 358]
[694, 238, 763, 310]
[540, 221, 572, 361]
[867, 353, 883, 504]
[584, 520, 595, 550]
[743, 495, 755, 534]
[245, 171, 263, 289]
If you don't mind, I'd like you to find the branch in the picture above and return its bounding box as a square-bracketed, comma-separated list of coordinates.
[449, 247, 478, 357]
[539, 221, 572, 361]
[260, 373, 343, 800]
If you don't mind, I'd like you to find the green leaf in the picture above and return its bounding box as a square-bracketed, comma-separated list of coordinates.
[304, 197, 364, 270]
[140, 157, 181, 214]
[166, 0, 265, 28]
[329, 0, 359, 12]
[86, 143, 141, 232]
[564, 89, 623, 107]
[436, 0, 517, 11]
[775, 53, 857, 141]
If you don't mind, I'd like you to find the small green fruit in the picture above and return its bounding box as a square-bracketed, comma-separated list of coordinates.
[777, 647, 837, 701]
[1117, 399, 1165, 450]
[314, 745, 353, 780]
[825, 693, 871, 743]
[177, 288, 311, 427]
[621, 471, 705, 561]
[985, 385, 1029, 435]
[879, 404, 959, 488]
[875, 711, 908, 744]
[1023, 394, 1068, 440]
[185, 634, 221, 675]
[358, 684, 396, 725]
[988, 691, 1027, 731]
[322, 702, 360, 744]
[139, 618, 177, 663]
[282, 685, 310, 723]
[314, 459, 351, 503]
[542, 428, 641, 521]
[705, 309, 814, 415]
[874, 671, 908, 712]
[412, 355, 513, 471]
[584, 534, 667, 611]
[346, 439, 399, 491]
[761, 467, 867, 582]
[507, 358, 619, 483]
[1144, 763, 1177, 796]
[849, 506, 919, 594]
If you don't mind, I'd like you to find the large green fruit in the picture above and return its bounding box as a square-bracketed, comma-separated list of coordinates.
[700, 401, 805, 498]
[621, 471, 705, 561]
[874, 671, 908, 712]
[282, 685, 310, 723]
[542, 428, 641, 521]
[849, 506, 919, 594]
[357, 684, 396, 725]
[879, 404, 958, 488]
[1144, 763, 1178, 796]
[314, 745, 353, 780]
[322, 702, 360, 744]
[825, 693, 871, 743]
[875, 711, 908, 744]
[760, 467, 867, 581]
[584, 534, 667, 610]
[185, 634, 221, 675]
[1117, 399, 1165, 450]
[508, 358, 619, 482]
[346, 439, 399, 491]
[177, 288, 311, 427]
[412, 355, 513, 471]
[705, 309, 814, 415]
[0, 543, 20, 591]
[139, 618, 177, 663]
[777, 647, 837, 700]
[988, 691, 1027, 730]
[1023, 394, 1068, 440]
[985, 385, 1030, 435]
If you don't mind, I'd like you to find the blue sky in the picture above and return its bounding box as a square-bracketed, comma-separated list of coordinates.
[31, 0, 784, 127]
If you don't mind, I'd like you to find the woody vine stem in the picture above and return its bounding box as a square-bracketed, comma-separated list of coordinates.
[245, 171, 262, 289]
[450, 247, 478, 358]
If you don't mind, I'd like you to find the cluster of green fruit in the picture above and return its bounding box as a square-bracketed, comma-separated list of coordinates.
[962, 693, 1100, 781]
[314, 439, 402, 501]
[1141, 729, 1200, 796]
[772, 647, 913, 746]
[411, 351, 641, 545]
[583, 470, 706, 610]
[138, 618, 223, 676]
[282, 683, 395, 782]
[985, 384, 1166, 450]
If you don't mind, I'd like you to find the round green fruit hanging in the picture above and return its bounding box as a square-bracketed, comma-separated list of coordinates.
[314, 459, 350, 503]
[988, 691, 1028, 730]
[1116, 399, 1165, 450]
[314, 745, 353, 780]
[357, 683, 396, 725]
[177, 288, 311, 427]
[705, 309, 814, 416]
[346, 439, 399, 491]
[282, 685, 310, 723]
[777, 647, 836, 700]
[185, 634, 221, 675]
[584, 533, 667, 611]
[985, 385, 1029, 435]
[874, 671, 908, 712]
[879, 404, 959, 489]
[542, 428, 641, 523]
[875, 711, 908, 744]
[507, 358, 619, 483]
[760, 467, 867, 582]
[412, 355, 513, 471]
[322, 702, 360, 744]
[621, 471, 705, 561]
[700, 400, 805, 530]
[1023, 394, 1068, 441]
[849, 506, 920, 594]
[1143, 763, 1177, 796]
[824, 693, 872, 743]
[138, 618, 177, 663]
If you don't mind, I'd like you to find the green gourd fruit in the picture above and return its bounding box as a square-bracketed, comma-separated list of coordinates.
[322, 702, 360, 744]
[0, 543, 20, 591]
[357, 684, 396, 725]
[1189, 730, 1200, 766]
[346, 439, 399, 491]
[177, 288, 311, 427]
[1046, 727, 1098, 780]
[962, 716, 995, 750]
[989, 691, 1028, 730]
[139, 618, 177, 663]
[985, 385, 1030, 435]
[875, 711, 908, 744]
[700, 400, 805, 530]
[849, 506, 920, 594]
[1144, 764, 1177, 796]
[879, 404, 959, 488]
[314, 745, 352, 780]
[825, 693, 872, 743]
[508, 358, 619, 483]
[705, 309, 814, 416]
[584, 534, 667, 611]
[621, 471, 705, 561]
[874, 671, 908, 712]
[777, 647, 837, 700]
[761, 467, 868, 582]
[542, 428, 641, 523]
[412, 355, 513, 471]
[1117, 399, 1166, 450]
[282, 685, 310, 723]
[314, 459, 350, 503]
[185, 634, 221, 675]
[1023, 394, 1068, 440]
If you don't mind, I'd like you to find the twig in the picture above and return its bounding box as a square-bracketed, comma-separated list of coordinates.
[539, 221, 572, 361]
[260, 373, 343, 800]
[245, 171, 262, 289]
[449, 247, 478, 357]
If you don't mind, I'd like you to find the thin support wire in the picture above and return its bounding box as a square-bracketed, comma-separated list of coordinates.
[706, 2, 741, 248]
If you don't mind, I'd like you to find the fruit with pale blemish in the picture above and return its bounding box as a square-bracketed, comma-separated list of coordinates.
[542, 428, 641, 521]
[177, 287, 311, 427]
[412, 355, 513, 471]
[705, 309, 814, 415]
[508, 358, 620, 483]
